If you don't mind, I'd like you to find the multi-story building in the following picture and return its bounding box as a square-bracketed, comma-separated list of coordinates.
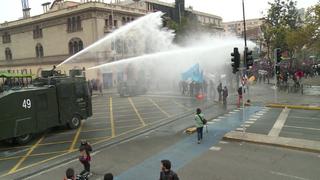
[223, 18, 264, 49]
[122, 0, 223, 31]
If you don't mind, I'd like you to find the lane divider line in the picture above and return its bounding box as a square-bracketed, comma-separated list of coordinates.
[148, 98, 170, 118]
[110, 97, 116, 137]
[8, 135, 45, 174]
[68, 121, 83, 153]
[128, 97, 146, 126]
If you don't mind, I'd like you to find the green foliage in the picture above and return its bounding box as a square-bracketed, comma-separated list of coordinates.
[263, 0, 320, 59]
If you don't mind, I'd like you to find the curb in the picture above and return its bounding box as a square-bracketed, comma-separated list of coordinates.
[223, 131, 320, 154]
[266, 103, 320, 110]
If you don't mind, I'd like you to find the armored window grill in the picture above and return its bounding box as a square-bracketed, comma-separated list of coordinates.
[33, 25, 43, 39]
[2, 32, 11, 44]
[5, 48, 12, 60]
[35, 43, 44, 58]
[69, 38, 83, 55]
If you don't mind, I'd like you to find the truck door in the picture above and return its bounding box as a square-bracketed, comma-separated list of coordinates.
[35, 89, 59, 131]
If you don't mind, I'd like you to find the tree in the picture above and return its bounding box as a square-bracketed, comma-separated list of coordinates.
[262, 0, 301, 58]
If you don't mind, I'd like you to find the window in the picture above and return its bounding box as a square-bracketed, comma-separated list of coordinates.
[33, 25, 43, 39]
[2, 32, 11, 44]
[35, 43, 44, 58]
[5, 48, 12, 60]
[122, 17, 126, 25]
[114, 20, 118, 28]
[109, 15, 113, 26]
[67, 16, 82, 33]
[69, 38, 83, 55]
[76, 16, 81, 30]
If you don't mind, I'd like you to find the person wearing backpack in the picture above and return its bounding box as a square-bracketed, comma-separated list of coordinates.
[159, 160, 179, 180]
[195, 108, 206, 144]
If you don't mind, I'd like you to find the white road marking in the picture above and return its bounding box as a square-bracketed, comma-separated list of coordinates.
[213, 119, 221, 122]
[236, 128, 244, 131]
[241, 124, 250, 127]
[229, 111, 236, 114]
[234, 109, 240, 112]
[248, 118, 258, 121]
[245, 121, 255, 124]
[209, 146, 221, 151]
[270, 171, 310, 180]
[268, 108, 290, 137]
[207, 121, 214, 124]
[256, 113, 264, 116]
[284, 125, 320, 131]
[290, 116, 319, 120]
[252, 115, 261, 118]
[219, 141, 229, 144]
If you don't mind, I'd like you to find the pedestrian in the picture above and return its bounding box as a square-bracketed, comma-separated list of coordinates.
[159, 160, 179, 180]
[104, 173, 113, 180]
[64, 168, 75, 180]
[98, 80, 103, 96]
[222, 86, 228, 109]
[237, 86, 243, 108]
[217, 82, 222, 102]
[79, 139, 93, 154]
[194, 108, 205, 144]
[79, 146, 91, 176]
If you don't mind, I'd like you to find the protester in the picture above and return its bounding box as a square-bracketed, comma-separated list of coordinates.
[217, 82, 222, 102]
[79, 146, 91, 176]
[159, 160, 179, 180]
[104, 173, 114, 180]
[194, 108, 205, 144]
[64, 168, 75, 180]
[222, 86, 228, 109]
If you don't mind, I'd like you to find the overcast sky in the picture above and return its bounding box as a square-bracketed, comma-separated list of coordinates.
[0, 0, 318, 23]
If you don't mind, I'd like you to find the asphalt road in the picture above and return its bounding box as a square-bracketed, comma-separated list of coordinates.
[239, 107, 320, 142]
[0, 93, 204, 178]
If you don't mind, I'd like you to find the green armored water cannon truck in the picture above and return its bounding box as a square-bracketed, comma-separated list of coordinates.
[0, 68, 92, 145]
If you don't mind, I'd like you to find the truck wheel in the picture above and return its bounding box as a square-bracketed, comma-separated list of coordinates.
[68, 115, 81, 129]
[14, 134, 33, 145]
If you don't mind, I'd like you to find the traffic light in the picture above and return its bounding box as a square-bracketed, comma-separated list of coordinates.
[231, 47, 240, 74]
[245, 47, 253, 69]
[275, 48, 282, 63]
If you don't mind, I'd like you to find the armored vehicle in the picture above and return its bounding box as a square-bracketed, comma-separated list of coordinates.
[0, 68, 92, 145]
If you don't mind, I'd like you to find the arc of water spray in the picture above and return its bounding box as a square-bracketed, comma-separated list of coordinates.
[57, 11, 164, 67]
[87, 45, 233, 70]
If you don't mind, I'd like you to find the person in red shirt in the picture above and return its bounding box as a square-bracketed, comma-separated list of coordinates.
[79, 146, 91, 176]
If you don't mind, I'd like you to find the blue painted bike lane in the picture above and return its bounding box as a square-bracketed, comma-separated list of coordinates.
[116, 106, 262, 180]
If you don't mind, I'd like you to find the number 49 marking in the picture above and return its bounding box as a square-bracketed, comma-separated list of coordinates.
[22, 99, 32, 109]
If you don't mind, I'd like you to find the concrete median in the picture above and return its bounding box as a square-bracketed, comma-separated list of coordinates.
[223, 131, 320, 153]
[266, 103, 320, 110]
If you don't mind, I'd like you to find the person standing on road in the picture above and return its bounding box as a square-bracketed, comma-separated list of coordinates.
[159, 160, 179, 180]
[79, 146, 91, 176]
[223, 86, 228, 109]
[237, 86, 243, 108]
[217, 82, 222, 102]
[194, 108, 205, 144]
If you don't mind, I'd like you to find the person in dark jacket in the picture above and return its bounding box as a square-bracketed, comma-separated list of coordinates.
[79, 146, 91, 175]
[217, 82, 222, 102]
[104, 173, 114, 180]
[222, 86, 228, 109]
[159, 160, 179, 180]
[79, 140, 93, 155]
[64, 168, 75, 180]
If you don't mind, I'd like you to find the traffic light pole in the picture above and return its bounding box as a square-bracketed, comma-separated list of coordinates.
[242, 0, 247, 132]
